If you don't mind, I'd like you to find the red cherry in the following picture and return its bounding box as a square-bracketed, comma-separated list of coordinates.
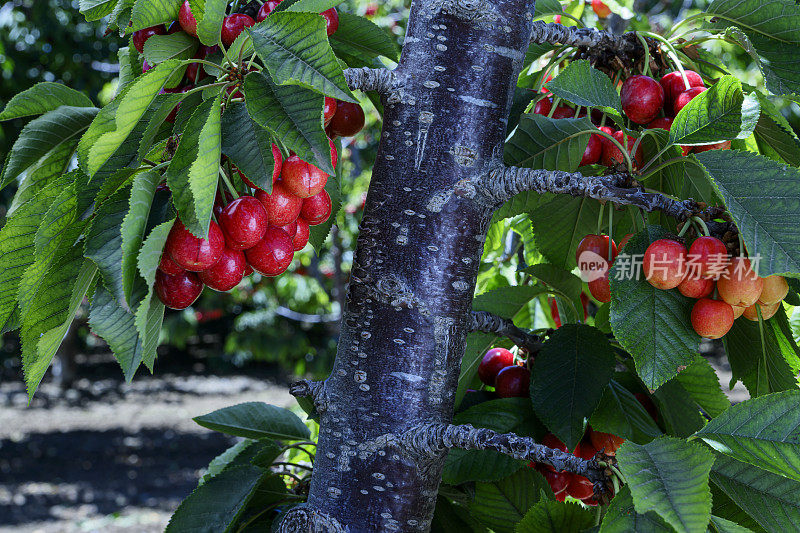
[321, 8, 339, 36]
[602, 130, 643, 168]
[166, 219, 225, 272]
[281, 155, 328, 199]
[477, 347, 515, 386]
[221, 14, 256, 47]
[660, 71, 704, 109]
[592, 0, 611, 18]
[300, 190, 332, 226]
[694, 140, 732, 153]
[643, 239, 688, 290]
[494, 366, 531, 398]
[243, 263, 254, 276]
[691, 298, 735, 339]
[256, 182, 303, 226]
[214, 190, 234, 219]
[328, 101, 365, 137]
[132, 25, 166, 54]
[648, 117, 673, 131]
[199, 247, 246, 291]
[541, 468, 570, 496]
[161, 86, 190, 123]
[588, 272, 611, 303]
[580, 134, 602, 166]
[185, 45, 217, 84]
[329, 138, 338, 170]
[678, 276, 714, 299]
[551, 105, 574, 119]
[245, 227, 294, 276]
[533, 98, 552, 116]
[549, 298, 562, 328]
[582, 496, 599, 506]
[566, 475, 594, 500]
[155, 270, 203, 310]
[219, 195, 269, 250]
[280, 220, 298, 238]
[589, 430, 625, 455]
[166, 21, 182, 34]
[324, 97, 337, 126]
[576, 234, 617, 264]
[618, 234, 633, 251]
[292, 219, 310, 251]
[178, 1, 198, 37]
[673, 87, 707, 116]
[543, 433, 568, 453]
[256, 0, 284, 21]
[158, 253, 184, 275]
[621, 75, 664, 125]
[688, 236, 730, 279]
[573, 440, 597, 461]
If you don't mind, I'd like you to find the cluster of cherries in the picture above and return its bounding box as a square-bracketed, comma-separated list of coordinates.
[642, 236, 790, 339]
[477, 347, 531, 398]
[533, 68, 727, 170]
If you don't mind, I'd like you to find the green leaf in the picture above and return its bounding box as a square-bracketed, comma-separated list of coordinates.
[706, 0, 800, 45]
[328, 13, 399, 63]
[165, 465, 266, 533]
[249, 12, 355, 102]
[79, 0, 119, 21]
[121, 170, 161, 307]
[753, 111, 800, 167]
[522, 263, 583, 324]
[200, 440, 256, 485]
[653, 377, 705, 438]
[600, 485, 672, 533]
[88, 285, 146, 380]
[609, 227, 700, 390]
[533, 0, 564, 17]
[725, 26, 800, 98]
[6, 135, 76, 211]
[221, 103, 276, 193]
[516, 500, 594, 533]
[135, 220, 173, 371]
[130, 0, 182, 31]
[470, 468, 550, 533]
[531, 324, 616, 450]
[710, 484, 766, 533]
[709, 515, 756, 533]
[143, 32, 199, 65]
[675, 356, 730, 418]
[0, 82, 94, 121]
[669, 76, 759, 145]
[694, 391, 800, 482]
[590, 380, 662, 444]
[710, 453, 800, 532]
[697, 149, 800, 276]
[194, 0, 227, 46]
[617, 437, 714, 533]
[505, 114, 594, 171]
[243, 71, 333, 174]
[193, 402, 311, 440]
[201, 439, 281, 485]
[165, 94, 223, 238]
[546, 60, 622, 114]
[84, 184, 132, 306]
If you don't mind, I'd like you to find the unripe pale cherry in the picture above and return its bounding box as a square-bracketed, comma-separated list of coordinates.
[688, 236, 730, 279]
[256, 182, 303, 226]
[643, 239, 688, 290]
[691, 298, 734, 339]
[178, 1, 198, 37]
[300, 190, 332, 226]
[166, 219, 225, 272]
[281, 155, 328, 198]
[132, 25, 166, 54]
[219, 195, 269, 251]
[660, 70, 704, 108]
[292, 218, 310, 251]
[678, 276, 714, 299]
[199, 248, 247, 291]
[245, 227, 294, 276]
[494, 366, 530, 398]
[477, 347, 515, 386]
[621, 75, 665, 125]
[717, 257, 763, 307]
[759, 275, 789, 305]
[155, 270, 203, 310]
[732, 305, 746, 319]
[743, 301, 781, 321]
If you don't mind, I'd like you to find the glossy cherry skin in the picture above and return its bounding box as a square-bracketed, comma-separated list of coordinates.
[166, 219, 225, 272]
[592, 0, 611, 17]
[280, 220, 298, 238]
[621, 75, 664, 125]
[219, 195, 269, 250]
[688, 236, 730, 279]
[673, 86, 707, 116]
[601, 130, 643, 168]
[132, 25, 166, 54]
[540, 468, 570, 496]
[214, 190, 235, 219]
[717, 257, 763, 307]
[551, 105, 574, 119]
[245, 227, 294, 276]
[691, 298, 734, 339]
[328, 101, 365, 138]
[589, 430, 625, 455]
[222, 14, 256, 47]
[589, 272, 611, 303]
[256, 181, 303, 226]
[300, 190, 332, 226]
[323, 97, 337, 126]
[494, 366, 530, 398]
[292, 219, 310, 251]
[199, 247, 246, 291]
[566, 475, 594, 500]
[678, 276, 714, 299]
[643, 239, 688, 290]
[281, 155, 328, 199]
[743, 301, 780, 321]
[155, 270, 203, 310]
[477, 347, 515, 386]
[328, 138, 338, 169]
[533, 98, 552, 116]
[257, 0, 284, 21]
[243, 263, 254, 276]
[648, 117, 673, 131]
[178, 1, 198, 37]
[158, 253, 184, 275]
[237, 144, 283, 190]
[321, 8, 339, 35]
[185, 45, 217, 84]
[759, 275, 789, 306]
[580, 134, 602, 166]
[660, 70, 704, 108]
[576, 234, 617, 263]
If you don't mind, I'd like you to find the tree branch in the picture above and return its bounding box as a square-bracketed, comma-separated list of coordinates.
[343, 67, 398, 95]
[530, 21, 641, 55]
[469, 311, 543, 354]
[456, 166, 697, 221]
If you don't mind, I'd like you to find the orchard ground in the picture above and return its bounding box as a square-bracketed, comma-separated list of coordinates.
[0, 343, 744, 532]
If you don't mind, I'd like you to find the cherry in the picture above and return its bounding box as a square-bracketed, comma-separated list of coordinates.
[717, 257, 763, 307]
[281, 155, 328, 198]
[219, 195, 269, 250]
[580, 134, 602, 166]
[533, 98, 552, 116]
[759, 275, 789, 305]
[321, 8, 339, 36]
[214, 190, 235, 219]
[158, 253, 184, 275]
[161, 86, 190, 123]
[743, 301, 780, 322]
[542, 433, 568, 453]
[648, 117, 673, 131]
[155, 270, 203, 310]
[540, 468, 570, 496]
[222, 14, 256, 47]
[143, 60, 153, 73]
[324, 97, 337, 126]
[694, 140, 731, 153]
[185, 45, 217, 84]
[566, 475, 594, 500]
[601, 130, 643, 168]
[660, 70, 704, 108]
[621, 75, 664, 124]
[549, 298, 562, 329]
[592, 0, 611, 18]
[688, 236, 729, 279]
[673, 86, 707, 116]
[236, 145, 283, 190]
[256, 182, 303, 226]
[678, 276, 714, 299]
[178, 1, 198, 37]
[132, 25, 166, 54]
[167, 21, 182, 34]
[477, 347, 515, 386]
[243, 263, 254, 276]
[292, 218, 310, 251]
[300, 190, 332, 226]
[280, 220, 298, 238]
[589, 430, 625, 455]
[494, 366, 530, 398]
[329, 138, 339, 169]
[691, 298, 734, 339]
[573, 439, 597, 460]
[245, 227, 294, 276]
[732, 305, 746, 319]
[199, 248, 246, 291]
[643, 239, 687, 290]
[582, 496, 599, 507]
[551, 105, 575, 119]
[166, 219, 225, 272]
[257, 0, 284, 21]
[588, 272, 611, 303]
[328, 101, 365, 138]
[576, 234, 617, 263]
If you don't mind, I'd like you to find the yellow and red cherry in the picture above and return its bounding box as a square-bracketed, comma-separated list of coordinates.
[643, 239, 687, 290]
[678, 276, 714, 299]
[717, 257, 763, 307]
[281, 155, 328, 199]
[688, 236, 729, 279]
[691, 298, 734, 339]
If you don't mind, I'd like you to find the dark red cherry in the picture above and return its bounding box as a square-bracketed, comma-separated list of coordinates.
[648, 117, 673, 131]
[293, 219, 310, 251]
[255, 181, 303, 226]
[155, 270, 203, 309]
[321, 8, 339, 36]
[621, 75, 664, 125]
[324, 97, 337, 126]
[256, 0, 284, 21]
[158, 253, 184, 275]
[551, 105, 575, 119]
[219, 195, 269, 250]
[280, 220, 298, 238]
[300, 190, 332, 226]
[281, 155, 328, 199]
[673, 87, 707, 116]
[660, 70, 704, 109]
[477, 347, 515, 386]
[165, 219, 225, 272]
[199, 248, 246, 291]
[246, 227, 294, 276]
[580, 134, 602, 166]
[328, 101, 365, 138]
[213, 190, 235, 219]
[221, 14, 256, 47]
[178, 1, 198, 37]
[494, 366, 531, 398]
[533, 98, 552, 116]
[132, 25, 166, 54]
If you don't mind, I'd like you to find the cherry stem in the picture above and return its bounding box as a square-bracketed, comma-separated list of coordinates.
[738, 232, 746, 256]
[592, 128, 634, 174]
[691, 216, 711, 237]
[547, 96, 562, 118]
[665, 12, 711, 40]
[640, 31, 690, 88]
[607, 205, 614, 261]
[635, 32, 652, 78]
[596, 201, 606, 235]
[677, 220, 692, 238]
[219, 165, 240, 198]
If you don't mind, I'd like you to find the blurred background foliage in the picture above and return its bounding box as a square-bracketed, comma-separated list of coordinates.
[1, 0, 798, 384]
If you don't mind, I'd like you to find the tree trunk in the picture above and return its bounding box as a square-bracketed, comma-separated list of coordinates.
[285, 1, 537, 530]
